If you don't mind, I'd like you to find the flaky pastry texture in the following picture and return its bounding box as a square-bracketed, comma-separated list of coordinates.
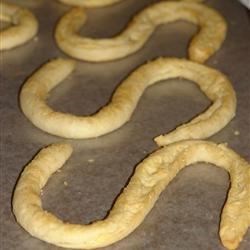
[57, 0, 204, 8]
[55, 1, 226, 62]
[12, 141, 250, 249]
[0, 2, 38, 50]
[20, 57, 236, 144]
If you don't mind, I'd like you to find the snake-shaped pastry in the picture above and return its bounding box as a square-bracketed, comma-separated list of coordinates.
[0, 2, 39, 50]
[55, 1, 226, 62]
[12, 141, 250, 249]
[57, 0, 204, 8]
[20, 57, 236, 144]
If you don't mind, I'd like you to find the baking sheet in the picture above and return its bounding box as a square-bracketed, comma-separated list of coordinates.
[1, 0, 250, 249]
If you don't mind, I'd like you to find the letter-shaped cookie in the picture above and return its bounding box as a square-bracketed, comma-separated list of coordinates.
[55, 1, 226, 62]
[12, 141, 250, 249]
[0, 2, 38, 50]
[20, 57, 236, 145]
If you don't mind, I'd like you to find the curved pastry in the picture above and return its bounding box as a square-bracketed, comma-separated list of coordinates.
[20, 57, 236, 144]
[12, 141, 250, 249]
[57, 0, 123, 8]
[57, 0, 204, 8]
[0, 2, 39, 50]
[55, 1, 226, 62]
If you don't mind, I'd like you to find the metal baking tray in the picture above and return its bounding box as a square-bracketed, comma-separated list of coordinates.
[1, 0, 250, 249]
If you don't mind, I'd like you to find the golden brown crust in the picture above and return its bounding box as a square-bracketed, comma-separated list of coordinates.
[57, 0, 204, 8]
[0, 2, 39, 50]
[12, 140, 250, 249]
[55, 1, 227, 62]
[58, 0, 123, 7]
[20, 57, 236, 143]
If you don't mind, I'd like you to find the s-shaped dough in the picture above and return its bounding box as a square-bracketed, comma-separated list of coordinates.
[20, 57, 236, 144]
[12, 141, 250, 249]
[55, 1, 226, 62]
[0, 2, 38, 50]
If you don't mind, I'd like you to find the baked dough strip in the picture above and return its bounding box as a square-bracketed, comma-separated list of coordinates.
[12, 141, 250, 249]
[57, 0, 204, 8]
[20, 57, 236, 144]
[58, 0, 123, 8]
[0, 2, 39, 50]
[55, 1, 226, 62]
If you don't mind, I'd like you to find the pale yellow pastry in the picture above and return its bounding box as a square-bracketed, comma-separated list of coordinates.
[57, 0, 204, 8]
[58, 0, 123, 7]
[20, 57, 236, 143]
[12, 141, 250, 249]
[55, 1, 226, 62]
[0, 2, 38, 50]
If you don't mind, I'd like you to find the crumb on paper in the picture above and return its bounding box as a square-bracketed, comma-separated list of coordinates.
[234, 130, 240, 136]
[33, 36, 39, 41]
[220, 142, 228, 147]
[57, 169, 62, 173]
[63, 181, 68, 186]
[88, 158, 95, 163]
[41, 189, 44, 196]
